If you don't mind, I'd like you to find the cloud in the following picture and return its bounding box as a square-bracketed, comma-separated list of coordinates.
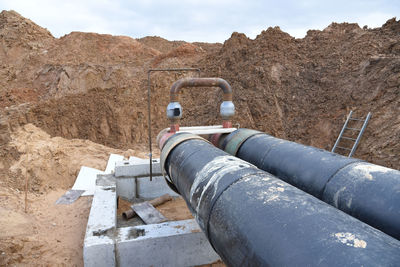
[0, 0, 398, 42]
[353, 12, 396, 28]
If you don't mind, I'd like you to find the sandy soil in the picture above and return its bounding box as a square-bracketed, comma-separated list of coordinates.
[0, 189, 197, 266]
[0, 187, 92, 266]
[0, 124, 196, 266]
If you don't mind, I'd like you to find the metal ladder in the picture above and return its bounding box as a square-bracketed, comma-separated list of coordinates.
[332, 111, 372, 157]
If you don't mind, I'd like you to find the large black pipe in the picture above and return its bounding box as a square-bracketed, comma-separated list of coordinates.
[219, 129, 400, 240]
[161, 133, 400, 266]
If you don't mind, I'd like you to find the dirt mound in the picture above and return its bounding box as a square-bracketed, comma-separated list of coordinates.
[47, 32, 160, 65]
[152, 42, 206, 66]
[29, 31, 161, 99]
[138, 36, 186, 53]
[0, 10, 53, 52]
[198, 19, 400, 169]
[2, 123, 145, 192]
[0, 10, 55, 107]
[137, 36, 222, 54]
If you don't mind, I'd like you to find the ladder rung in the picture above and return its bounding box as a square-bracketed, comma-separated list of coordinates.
[345, 127, 361, 131]
[349, 118, 365, 122]
[341, 136, 357, 141]
[336, 146, 352, 151]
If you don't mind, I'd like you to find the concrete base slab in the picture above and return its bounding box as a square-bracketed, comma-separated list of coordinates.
[116, 220, 220, 267]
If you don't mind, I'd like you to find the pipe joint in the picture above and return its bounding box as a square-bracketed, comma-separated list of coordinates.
[221, 128, 262, 155]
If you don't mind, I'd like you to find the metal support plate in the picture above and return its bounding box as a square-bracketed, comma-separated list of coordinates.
[131, 202, 168, 224]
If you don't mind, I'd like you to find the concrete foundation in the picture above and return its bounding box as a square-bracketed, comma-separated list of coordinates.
[115, 158, 179, 200]
[116, 220, 219, 266]
[83, 174, 117, 267]
[83, 157, 220, 267]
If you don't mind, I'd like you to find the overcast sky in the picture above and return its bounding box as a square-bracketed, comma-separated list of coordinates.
[1, 0, 399, 42]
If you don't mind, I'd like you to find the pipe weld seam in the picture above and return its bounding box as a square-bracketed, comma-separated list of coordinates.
[320, 160, 363, 200]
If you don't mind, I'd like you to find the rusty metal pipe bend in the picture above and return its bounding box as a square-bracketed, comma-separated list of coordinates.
[167, 78, 235, 131]
[170, 77, 233, 102]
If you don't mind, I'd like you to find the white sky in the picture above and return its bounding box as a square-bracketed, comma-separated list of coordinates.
[0, 0, 398, 42]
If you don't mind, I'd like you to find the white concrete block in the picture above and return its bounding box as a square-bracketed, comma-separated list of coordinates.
[116, 177, 136, 200]
[115, 158, 162, 177]
[116, 176, 179, 200]
[72, 166, 105, 196]
[116, 220, 220, 266]
[105, 154, 124, 173]
[137, 176, 179, 199]
[84, 175, 117, 267]
[129, 156, 147, 163]
[84, 236, 115, 267]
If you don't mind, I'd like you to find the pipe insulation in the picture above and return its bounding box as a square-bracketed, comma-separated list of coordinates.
[160, 132, 400, 266]
[218, 129, 400, 240]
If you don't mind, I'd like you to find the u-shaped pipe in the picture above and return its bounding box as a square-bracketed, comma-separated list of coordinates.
[166, 78, 235, 132]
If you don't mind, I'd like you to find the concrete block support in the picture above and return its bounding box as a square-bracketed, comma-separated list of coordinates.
[114, 158, 179, 200]
[84, 174, 117, 267]
[136, 175, 179, 199]
[116, 220, 220, 266]
[116, 177, 136, 200]
[84, 167, 220, 266]
[115, 158, 162, 178]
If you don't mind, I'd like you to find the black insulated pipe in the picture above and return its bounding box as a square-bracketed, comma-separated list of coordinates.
[161, 133, 400, 266]
[220, 129, 400, 240]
